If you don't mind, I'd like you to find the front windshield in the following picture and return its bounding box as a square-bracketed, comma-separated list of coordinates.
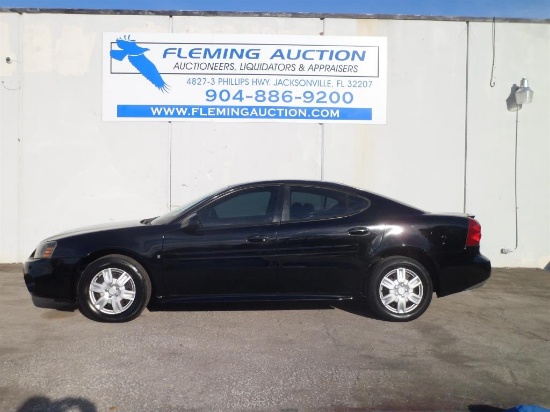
[151, 187, 227, 225]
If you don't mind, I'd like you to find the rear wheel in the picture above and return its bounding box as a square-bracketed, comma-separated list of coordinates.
[78, 254, 151, 322]
[367, 256, 433, 321]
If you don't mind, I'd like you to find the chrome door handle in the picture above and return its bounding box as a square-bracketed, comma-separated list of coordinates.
[348, 227, 370, 236]
[247, 235, 269, 243]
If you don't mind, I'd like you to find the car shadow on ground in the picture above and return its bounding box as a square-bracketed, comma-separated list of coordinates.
[16, 396, 96, 412]
[468, 406, 505, 412]
[147, 299, 380, 320]
[31, 295, 380, 321]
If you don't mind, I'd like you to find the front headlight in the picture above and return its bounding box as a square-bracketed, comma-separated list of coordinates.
[34, 241, 57, 259]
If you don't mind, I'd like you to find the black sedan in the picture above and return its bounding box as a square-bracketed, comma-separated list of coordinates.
[24, 180, 491, 322]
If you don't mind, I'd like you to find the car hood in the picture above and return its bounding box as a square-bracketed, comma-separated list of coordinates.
[46, 220, 145, 241]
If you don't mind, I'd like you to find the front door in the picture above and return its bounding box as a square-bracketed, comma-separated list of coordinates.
[162, 185, 282, 297]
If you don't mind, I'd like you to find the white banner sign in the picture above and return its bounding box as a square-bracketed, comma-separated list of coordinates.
[102, 33, 387, 123]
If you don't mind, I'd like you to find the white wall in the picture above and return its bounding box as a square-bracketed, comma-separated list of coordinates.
[1, 13, 172, 261]
[0, 12, 21, 262]
[0, 12, 548, 267]
[467, 22, 550, 268]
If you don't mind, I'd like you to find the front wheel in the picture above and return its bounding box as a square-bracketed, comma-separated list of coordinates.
[78, 255, 151, 322]
[366, 256, 433, 321]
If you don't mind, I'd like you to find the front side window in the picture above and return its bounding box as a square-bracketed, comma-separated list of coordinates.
[197, 187, 278, 226]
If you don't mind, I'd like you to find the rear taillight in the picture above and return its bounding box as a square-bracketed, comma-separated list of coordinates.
[466, 218, 482, 247]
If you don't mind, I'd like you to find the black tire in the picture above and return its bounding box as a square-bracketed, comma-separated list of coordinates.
[366, 256, 433, 322]
[78, 254, 151, 322]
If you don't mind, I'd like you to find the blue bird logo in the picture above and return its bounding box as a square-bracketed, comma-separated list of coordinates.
[110, 35, 169, 93]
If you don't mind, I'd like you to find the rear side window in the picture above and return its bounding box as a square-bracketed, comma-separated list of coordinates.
[348, 194, 370, 215]
[288, 187, 370, 221]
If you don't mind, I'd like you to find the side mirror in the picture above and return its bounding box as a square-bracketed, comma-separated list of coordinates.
[180, 214, 201, 232]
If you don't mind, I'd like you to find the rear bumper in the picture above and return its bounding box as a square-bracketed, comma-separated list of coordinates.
[435, 252, 491, 297]
[24, 257, 79, 303]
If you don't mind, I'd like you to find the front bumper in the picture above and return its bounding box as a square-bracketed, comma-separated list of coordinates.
[24, 257, 79, 303]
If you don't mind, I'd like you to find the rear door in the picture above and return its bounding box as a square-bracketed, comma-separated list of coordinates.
[276, 185, 381, 295]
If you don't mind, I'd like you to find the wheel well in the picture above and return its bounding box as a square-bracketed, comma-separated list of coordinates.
[368, 247, 441, 295]
[75, 249, 157, 299]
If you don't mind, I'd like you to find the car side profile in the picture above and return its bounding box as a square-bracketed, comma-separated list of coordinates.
[24, 180, 491, 322]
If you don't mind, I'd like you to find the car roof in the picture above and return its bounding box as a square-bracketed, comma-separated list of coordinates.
[225, 180, 425, 213]
[227, 179, 365, 193]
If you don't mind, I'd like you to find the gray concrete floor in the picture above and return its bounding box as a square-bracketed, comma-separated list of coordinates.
[0, 264, 549, 412]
